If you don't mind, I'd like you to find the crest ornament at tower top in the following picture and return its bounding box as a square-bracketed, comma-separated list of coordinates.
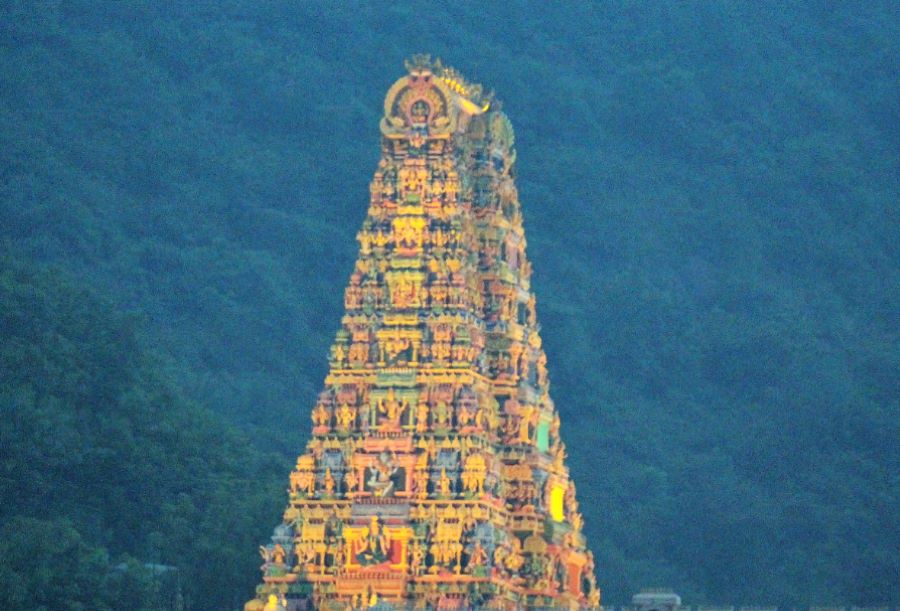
[245, 58, 601, 611]
[403, 53, 438, 73]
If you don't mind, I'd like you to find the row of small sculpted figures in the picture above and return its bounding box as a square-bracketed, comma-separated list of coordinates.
[310, 385, 553, 423]
[336, 316, 490, 351]
[352, 233, 530, 284]
[310, 397, 500, 433]
[361, 198, 517, 232]
[287, 468, 575, 517]
[343, 273, 531, 317]
[307, 401, 561, 454]
[357, 224, 464, 253]
[344, 279, 534, 319]
[370, 162, 462, 202]
[343, 274, 530, 312]
[330, 340, 546, 383]
[354, 225, 528, 273]
[343, 282, 475, 312]
[331, 339, 481, 367]
[288, 466, 493, 501]
[273, 534, 588, 596]
[331, 333, 513, 361]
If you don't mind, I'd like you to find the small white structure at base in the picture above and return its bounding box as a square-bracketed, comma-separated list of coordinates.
[633, 589, 683, 611]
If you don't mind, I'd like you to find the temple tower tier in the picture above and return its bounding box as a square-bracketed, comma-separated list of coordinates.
[245, 56, 600, 611]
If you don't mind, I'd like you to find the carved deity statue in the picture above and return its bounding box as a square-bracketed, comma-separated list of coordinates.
[312, 402, 330, 428]
[356, 515, 390, 565]
[518, 405, 535, 444]
[336, 403, 357, 430]
[272, 544, 286, 565]
[366, 450, 399, 498]
[415, 400, 430, 433]
[323, 468, 335, 495]
[439, 468, 452, 497]
[410, 538, 426, 576]
[462, 454, 487, 494]
[378, 389, 407, 429]
[466, 541, 488, 572]
[433, 400, 450, 428]
[343, 469, 358, 496]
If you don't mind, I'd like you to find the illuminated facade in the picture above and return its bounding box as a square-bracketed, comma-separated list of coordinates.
[246, 56, 600, 611]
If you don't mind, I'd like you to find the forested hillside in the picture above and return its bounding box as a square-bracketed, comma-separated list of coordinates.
[1, 1, 898, 608]
[0, 260, 286, 609]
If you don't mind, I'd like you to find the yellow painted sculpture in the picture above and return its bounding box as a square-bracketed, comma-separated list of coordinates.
[246, 56, 600, 610]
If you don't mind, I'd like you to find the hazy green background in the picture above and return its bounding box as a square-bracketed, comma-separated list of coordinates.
[1, 2, 898, 609]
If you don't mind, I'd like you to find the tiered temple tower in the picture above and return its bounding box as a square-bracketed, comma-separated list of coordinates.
[245, 56, 600, 611]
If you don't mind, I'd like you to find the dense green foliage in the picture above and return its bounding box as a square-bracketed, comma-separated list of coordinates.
[1, 1, 897, 608]
[0, 261, 285, 609]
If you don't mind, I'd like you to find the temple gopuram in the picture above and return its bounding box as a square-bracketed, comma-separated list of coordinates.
[245, 56, 600, 611]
